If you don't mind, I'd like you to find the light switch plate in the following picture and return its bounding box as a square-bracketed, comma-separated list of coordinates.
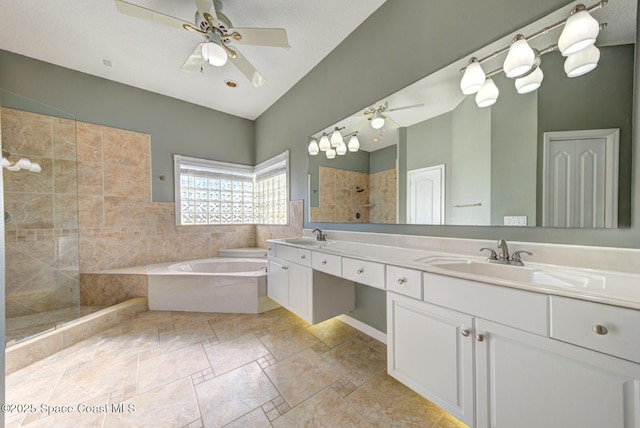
[504, 216, 528, 226]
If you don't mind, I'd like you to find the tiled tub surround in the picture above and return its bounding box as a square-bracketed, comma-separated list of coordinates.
[4, 308, 467, 427]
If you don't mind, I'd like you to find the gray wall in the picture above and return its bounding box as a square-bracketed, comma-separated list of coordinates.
[369, 144, 397, 173]
[0, 50, 255, 202]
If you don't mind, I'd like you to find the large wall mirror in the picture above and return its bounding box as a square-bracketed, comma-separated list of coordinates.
[308, 0, 636, 228]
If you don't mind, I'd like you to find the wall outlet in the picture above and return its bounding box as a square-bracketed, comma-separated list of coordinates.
[504, 216, 528, 226]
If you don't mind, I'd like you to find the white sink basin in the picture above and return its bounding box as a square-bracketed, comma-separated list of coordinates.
[430, 261, 591, 288]
[280, 238, 326, 247]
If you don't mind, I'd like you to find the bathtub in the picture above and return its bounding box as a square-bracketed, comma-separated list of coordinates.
[146, 257, 280, 314]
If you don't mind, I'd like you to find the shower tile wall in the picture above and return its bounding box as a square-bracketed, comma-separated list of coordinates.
[310, 166, 397, 224]
[2, 108, 80, 318]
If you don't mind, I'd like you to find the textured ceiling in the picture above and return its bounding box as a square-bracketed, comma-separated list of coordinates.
[0, 0, 386, 120]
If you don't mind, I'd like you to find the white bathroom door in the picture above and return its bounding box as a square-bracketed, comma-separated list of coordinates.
[542, 129, 619, 228]
[407, 165, 445, 224]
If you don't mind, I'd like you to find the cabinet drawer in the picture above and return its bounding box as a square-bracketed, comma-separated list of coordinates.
[312, 252, 342, 276]
[423, 271, 548, 336]
[550, 296, 640, 363]
[386, 265, 422, 299]
[275, 244, 298, 263]
[296, 249, 312, 267]
[342, 257, 385, 289]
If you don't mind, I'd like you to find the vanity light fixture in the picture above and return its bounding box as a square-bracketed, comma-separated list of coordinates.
[326, 148, 336, 159]
[318, 135, 331, 151]
[564, 44, 600, 77]
[347, 134, 360, 152]
[558, 4, 601, 56]
[2, 151, 41, 173]
[459, 1, 607, 107]
[308, 138, 320, 155]
[330, 127, 344, 148]
[336, 142, 347, 156]
[371, 111, 385, 130]
[460, 57, 486, 94]
[475, 77, 499, 107]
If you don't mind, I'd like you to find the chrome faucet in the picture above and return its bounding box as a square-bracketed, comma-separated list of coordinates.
[312, 228, 327, 241]
[480, 239, 532, 266]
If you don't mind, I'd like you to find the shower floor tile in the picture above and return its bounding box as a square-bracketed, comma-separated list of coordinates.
[5, 309, 469, 427]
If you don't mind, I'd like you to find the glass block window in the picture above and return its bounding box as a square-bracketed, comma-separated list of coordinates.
[174, 151, 288, 226]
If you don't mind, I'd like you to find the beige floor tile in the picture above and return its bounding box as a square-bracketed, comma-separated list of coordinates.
[272, 388, 371, 428]
[93, 328, 159, 362]
[259, 325, 320, 360]
[205, 333, 270, 375]
[264, 348, 342, 407]
[159, 320, 216, 353]
[210, 312, 285, 342]
[137, 342, 210, 394]
[195, 362, 278, 428]
[47, 355, 138, 406]
[305, 318, 364, 348]
[105, 377, 200, 428]
[120, 311, 173, 334]
[433, 412, 470, 428]
[21, 395, 109, 428]
[346, 372, 445, 427]
[171, 311, 223, 329]
[322, 337, 387, 386]
[224, 407, 272, 428]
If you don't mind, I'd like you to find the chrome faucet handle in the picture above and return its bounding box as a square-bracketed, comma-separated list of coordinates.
[510, 250, 533, 266]
[312, 228, 326, 241]
[480, 247, 498, 261]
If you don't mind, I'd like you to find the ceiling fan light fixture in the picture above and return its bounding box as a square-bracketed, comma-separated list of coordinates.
[308, 139, 319, 155]
[515, 66, 544, 94]
[503, 35, 535, 78]
[460, 57, 486, 95]
[564, 44, 600, 77]
[330, 129, 344, 148]
[319, 135, 331, 151]
[475, 78, 499, 107]
[202, 41, 228, 66]
[371, 111, 385, 130]
[348, 135, 360, 152]
[558, 5, 600, 56]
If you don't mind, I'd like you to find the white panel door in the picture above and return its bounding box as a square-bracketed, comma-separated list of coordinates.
[543, 129, 619, 228]
[407, 165, 444, 224]
[475, 318, 640, 428]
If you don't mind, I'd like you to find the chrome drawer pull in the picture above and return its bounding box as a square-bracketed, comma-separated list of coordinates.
[475, 333, 485, 342]
[281, 266, 288, 271]
[321, 260, 327, 265]
[461, 329, 470, 337]
[357, 268, 364, 274]
[300, 255, 306, 260]
[397, 278, 406, 285]
[592, 324, 608, 335]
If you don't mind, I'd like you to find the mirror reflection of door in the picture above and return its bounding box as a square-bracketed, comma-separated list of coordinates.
[542, 129, 619, 228]
[407, 165, 445, 224]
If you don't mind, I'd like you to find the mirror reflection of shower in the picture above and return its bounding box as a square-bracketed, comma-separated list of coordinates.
[2, 150, 41, 172]
[4, 210, 12, 224]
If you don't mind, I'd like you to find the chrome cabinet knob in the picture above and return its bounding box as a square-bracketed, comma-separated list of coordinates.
[281, 266, 288, 271]
[357, 268, 364, 274]
[461, 329, 470, 337]
[321, 260, 327, 265]
[475, 333, 485, 342]
[397, 278, 406, 285]
[300, 255, 306, 260]
[592, 324, 608, 335]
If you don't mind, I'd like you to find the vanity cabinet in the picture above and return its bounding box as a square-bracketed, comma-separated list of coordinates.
[388, 273, 640, 428]
[267, 257, 312, 321]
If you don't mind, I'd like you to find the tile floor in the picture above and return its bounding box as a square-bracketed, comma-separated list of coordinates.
[5, 308, 468, 427]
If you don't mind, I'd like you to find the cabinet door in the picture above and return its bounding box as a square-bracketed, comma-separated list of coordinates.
[287, 263, 312, 322]
[267, 259, 288, 307]
[475, 318, 640, 428]
[387, 292, 474, 426]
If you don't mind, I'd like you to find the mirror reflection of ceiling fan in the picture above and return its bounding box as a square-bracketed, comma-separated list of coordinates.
[114, 0, 290, 87]
[363, 101, 424, 129]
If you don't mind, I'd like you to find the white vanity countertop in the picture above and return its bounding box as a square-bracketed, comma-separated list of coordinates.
[267, 237, 640, 311]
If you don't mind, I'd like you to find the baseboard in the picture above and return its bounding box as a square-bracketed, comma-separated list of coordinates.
[336, 314, 387, 345]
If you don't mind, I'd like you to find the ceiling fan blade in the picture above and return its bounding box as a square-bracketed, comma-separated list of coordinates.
[181, 43, 205, 73]
[228, 28, 289, 47]
[229, 49, 265, 87]
[386, 103, 425, 113]
[115, 0, 191, 31]
[193, 0, 218, 25]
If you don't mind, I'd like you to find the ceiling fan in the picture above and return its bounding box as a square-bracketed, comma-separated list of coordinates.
[363, 102, 424, 129]
[115, 0, 290, 87]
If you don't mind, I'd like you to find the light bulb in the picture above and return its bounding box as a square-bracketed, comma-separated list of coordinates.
[318, 135, 331, 151]
[2, 157, 11, 168]
[460, 57, 486, 95]
[475, 78, 499, 107]
[29, 162, 41, 173]
[308, 139, 319, 155]
[515, 67, 544, 94]
[347, 135, 360, 152]
[16, 158, 32, 169]
[503, 35, 535, 78]
[371, 111, 385, 129]
[336, 143, 347, 156]
[558, 6, 600, 56]
[564, 45, 600, 77]
[326, 148, 336, 159]
[202, 42, 228, 66]
[330, 129, 344, 148]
